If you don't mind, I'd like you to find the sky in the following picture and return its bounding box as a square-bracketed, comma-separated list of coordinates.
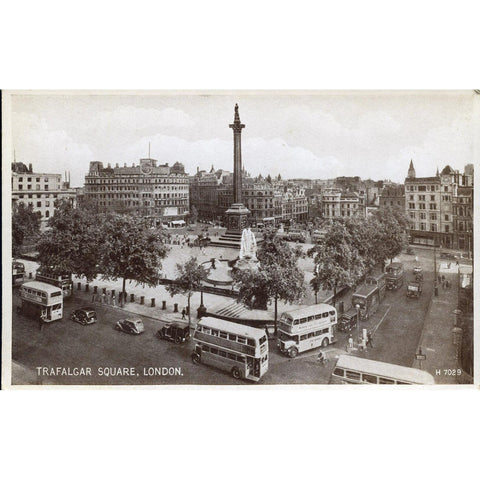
[8, 91, 477, 188]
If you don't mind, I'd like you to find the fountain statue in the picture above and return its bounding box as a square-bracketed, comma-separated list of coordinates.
[239, 227, 257, 260]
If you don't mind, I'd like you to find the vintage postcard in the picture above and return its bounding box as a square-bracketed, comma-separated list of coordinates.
[2, 90, 477, 388]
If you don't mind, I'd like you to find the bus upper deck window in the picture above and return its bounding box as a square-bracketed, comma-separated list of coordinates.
[293, 319, 299, 326]
[329, 311, 335, 316]
[345, 370, 361, 381]
[333, 368, 344, 377]
[322, 312, 329, 318]
[247, 338, 255, 346]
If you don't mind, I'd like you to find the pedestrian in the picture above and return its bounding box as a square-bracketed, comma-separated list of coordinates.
[366, 331, 374, 349]
[442, 275, 445, 282]
[348, 334, 354, 351]
[317, 351, 327, 366]
[112, 294, 116, 306]
[181, 308, 186, 320]
[415, 255, 418, 263]
[102, 292, 106, 304]
[456, 259, 459, 266]
[361, 336, 367, 351]
[264, 325, 269, 339]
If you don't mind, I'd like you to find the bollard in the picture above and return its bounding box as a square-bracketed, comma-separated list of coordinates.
[162, 300, 166, 310]
[93, 286, 98, 294]
[85, 284, 89, 292]
[77, 282, 81, 290]
[130, 293, 135, 302]
[174, 303, 178, 313]
[151, 298, 155, 307]
[140, 296, 145, 305]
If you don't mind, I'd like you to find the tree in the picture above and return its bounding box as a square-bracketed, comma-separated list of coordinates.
[372, 207, 408, 264]
[37, 199, 104, 281]
[277, 173, 282, 181]
[232, 229, 305, 334]
[266, 174, 272, 184]
[308, 221, 365, 308]
[166, 257, 208, 327]
[100, 214, 169, 304]
[12, 202, 41, 257]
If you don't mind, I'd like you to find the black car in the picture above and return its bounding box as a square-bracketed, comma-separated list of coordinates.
[71, 307, 97, 325]
[157, 322, 190, 344]
[115, 318, 145, 334]
[338, 308, 358, 333]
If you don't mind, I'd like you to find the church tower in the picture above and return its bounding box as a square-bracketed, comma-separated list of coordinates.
[407, 159, 416, 179]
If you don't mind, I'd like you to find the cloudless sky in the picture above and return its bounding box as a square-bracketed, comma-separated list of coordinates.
[9, 91, 476, 187]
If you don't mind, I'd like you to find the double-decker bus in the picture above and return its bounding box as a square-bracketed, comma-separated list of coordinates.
[18, 281, 63, 322]
[330, 355, 435, 385]
[35, 270, 73, 297]
[12, 261, 26, 287]
[385, 262, 405, 290]
[192, 317, 268, 382]
[277, 304, 337, 358]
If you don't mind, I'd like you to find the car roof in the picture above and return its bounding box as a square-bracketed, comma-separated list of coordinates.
[166, 322, 189, 329]
[78, 307, 96, 313]
[122, 318, 143, 323]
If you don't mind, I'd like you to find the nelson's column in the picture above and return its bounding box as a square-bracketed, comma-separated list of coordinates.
[210, 103, 251, 248]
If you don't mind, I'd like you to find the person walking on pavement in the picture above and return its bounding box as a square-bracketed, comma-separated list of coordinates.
[348, 334, 354, 351]
[181, 307, 186, 320]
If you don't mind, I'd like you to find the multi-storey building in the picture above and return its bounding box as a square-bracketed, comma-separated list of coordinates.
[84, 158, 189, 225]
[379, 185, 405, 211]
[189, 166, 231, 221]
[218, 181, 283, 225]
[404, 161, 473, 250]
[452, 170, 473, 254]
[321, 188, 360, 219]
[11, 162, 77, 230]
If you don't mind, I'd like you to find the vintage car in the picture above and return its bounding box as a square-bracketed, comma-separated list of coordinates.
[406, 280, 422, 298]
[115, 318, 145, 334]
[157, 322, 190, 344]
[70, 307, 97, 325]
[338, 308, 359, 333]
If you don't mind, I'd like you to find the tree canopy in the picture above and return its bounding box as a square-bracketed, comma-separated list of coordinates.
[166, 257, 208, 326]
[232, 228, 305, 332]
[37, 199, 104, 281]
[12, 202, 41, 257]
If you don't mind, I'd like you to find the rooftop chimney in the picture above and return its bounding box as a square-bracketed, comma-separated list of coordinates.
[29, 163, 33, 172]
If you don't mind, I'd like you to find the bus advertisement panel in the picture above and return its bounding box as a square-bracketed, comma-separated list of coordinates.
[277, 304, 337, 358]
[192, 317, 268, 382]
[330, 355, 435, 385]
[18, 281, 63, 322]
[35, 270, 73, 297]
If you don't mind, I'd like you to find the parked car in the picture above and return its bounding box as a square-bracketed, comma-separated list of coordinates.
[70, 307, 97, 325]
[115, 318, 145, 334]
[413, 265, 423, 274]
[157, 322, 190, 344]
[338, 308, 359, 333]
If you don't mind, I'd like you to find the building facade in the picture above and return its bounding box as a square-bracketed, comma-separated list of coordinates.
[11, 162, 76, 230]
[404, 162, 473, 250]
[379, 185, 405, 211]
[321, 188, 360, 219]
[84, 158, 189, 225]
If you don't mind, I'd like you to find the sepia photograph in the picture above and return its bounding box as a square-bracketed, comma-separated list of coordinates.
[2, 90, 476, 387]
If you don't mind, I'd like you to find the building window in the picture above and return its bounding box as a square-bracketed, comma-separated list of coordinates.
[430, 213, 437, 220]
[27, 177, 32, 182]
[408, 202, 415, 209]
[430, 195, 435, 200]
[445, 225, 449, 233]
[431, 224, 437, 232]
[27, 185, 31, 190]
[419, 204, 426, 210]
[444, 215, 449, 221]
[419, 195, 426, 201]
[420, 223, 426, 231]
[36, 177, 40, 182]
[45, 211, 50, 218]
[429, 203, 437, 210]
[18, 185, 23, 190]
[37, 201, 41, 207]
[420, 212, 426, 220]
[18, 177, 23, 182]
